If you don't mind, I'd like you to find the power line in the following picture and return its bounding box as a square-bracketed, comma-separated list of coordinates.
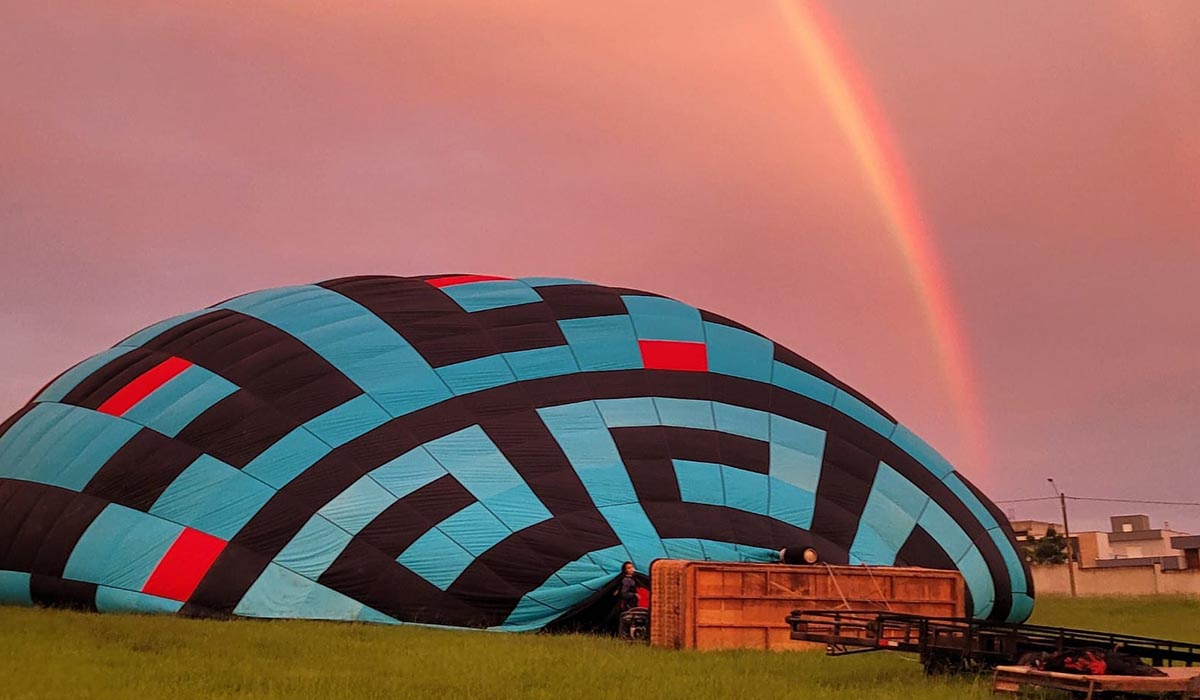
[1066, 496, 1200, 507]
[995, 496, 1200, 507]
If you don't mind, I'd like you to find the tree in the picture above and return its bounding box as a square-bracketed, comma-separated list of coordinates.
[1025, 527, 1069, 564]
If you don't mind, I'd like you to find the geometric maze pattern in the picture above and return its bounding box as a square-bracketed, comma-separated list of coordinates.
[0, 275, 1034, 629]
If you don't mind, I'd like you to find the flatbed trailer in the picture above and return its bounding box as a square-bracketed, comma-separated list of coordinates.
[786, 609, 1200, 674]
[992, 665, 1200, 699]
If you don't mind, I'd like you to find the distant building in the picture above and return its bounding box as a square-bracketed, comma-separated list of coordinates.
[1009, 519, 1063, 542]
[1171, 535, 1200, 570]
[1011, 513, 1192, 570]
[1078, 515, 1189, 570]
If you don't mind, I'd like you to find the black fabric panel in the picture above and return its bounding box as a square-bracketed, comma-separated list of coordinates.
[896, 524, 975, 616]
[610, 427, 680, 503]
[447, 510, 622, 625]
[478, 410, 600, 517]
[320, 539, 483, 626]
[534, 284, 628, 319]
[698, 309, 763, 336]
[0, 479, 107, 577]
[30, 575, 97, 612]
[605, 287, 663, 298]
[716, 432, 771, 474]
[143, 309, 361, 423]
[320, 276, 496, 368]
[0, 403, 34, 441]
[182, 544, 273, 614]
[354, 476, 475, 559]
[810, 434, 881, 554]
[471, 302, 567, 356]
[83, 428, 202, 511]
[644, 501, 846, 563]
[60, 347, 162, 409]
[173, 390, 296, 468]
[615, 426, 770, 475]
[959, 472, 1032, 604]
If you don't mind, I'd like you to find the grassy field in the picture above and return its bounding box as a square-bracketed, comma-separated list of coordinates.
[1, 595, 1197, 700]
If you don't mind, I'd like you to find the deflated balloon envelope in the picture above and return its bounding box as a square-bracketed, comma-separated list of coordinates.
[0, 275, 1033, 629]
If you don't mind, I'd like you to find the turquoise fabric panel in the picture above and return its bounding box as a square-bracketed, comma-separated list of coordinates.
[34, 347, 133, 403]
[768, 414, 825, 502]
[301, 394, 392, 449]
[653, 398, 714, 430]
[503, 346, 579, 381]
[592, 397, 770, 442]
[0, 570, 32, 606]
[273, 517, 354, 580]
[64, 504, 183, 590]
[481, 486, 552, 532]
[621, 295, 704, 342]
[769, 414, 826, 455]
[987, 525, 1030, 598]
[712, 402, 770, 442]
[317, 475, 397, 535]
[1008, 593, 1035, 623]
[440, 280, 541, 312]
[538, 402, 637, 507]
[957, 543, 995, 619]
[234, 563, 366, 621]
[673, 459, 724, 506]
[942, 473, 1029, 596]
[116, 308, 211, 348]
[890, 423, 954, 478]
[848, 463, 928, 565]
[434, 502, 513, 556]
[95, 586, 184, 615]
[703, 322, 773, 382]
[422, 426, 550, 529]
[770, 361, 837, 404]
[596, 503, 667, 565]
[436, 355, 516, 395]
[122, 365, 238, 438]
[917, 500, 973, 562]
[356, 606, 400, 625]
[722, 466, 769, 515]
[832, 390, 895, 437]
[0, 403, 139, 492]
[499, 593, 559, 631]
[595, 398, 660, 428]
[519, 277, 591, 287]
[397, 527, 477, 590]
[220, 285, 452, 417]
[243, 427, 332, 490]
[369, 447, 449, 500]
[769, 442, 823, 494]
[557, 316, 643, 371]
[662, 538, 708, 561]
[696, 539, 740, 562]
[767, 477, 817, 529]
[150, 455, 275, 540]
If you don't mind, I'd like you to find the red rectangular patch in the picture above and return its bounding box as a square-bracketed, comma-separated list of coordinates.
[427, 274, 512, 288]
[142, 527, 227, 602]
[97, 356, 193, 417]
[639, 340, 707, 371]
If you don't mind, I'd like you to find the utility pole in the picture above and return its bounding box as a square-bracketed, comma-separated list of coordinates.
[1048, 478, 1077, 597]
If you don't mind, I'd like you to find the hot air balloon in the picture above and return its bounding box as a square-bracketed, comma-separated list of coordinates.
[0, 275, 1032, 630]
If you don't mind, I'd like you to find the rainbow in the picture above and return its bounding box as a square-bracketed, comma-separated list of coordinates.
[774, 0, 988, 472]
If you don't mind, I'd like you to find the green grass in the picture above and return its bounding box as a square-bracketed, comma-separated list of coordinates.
[1, 596, 1196, 700]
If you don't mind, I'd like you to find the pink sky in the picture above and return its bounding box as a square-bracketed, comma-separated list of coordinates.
[2, 1, 1197, 531]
